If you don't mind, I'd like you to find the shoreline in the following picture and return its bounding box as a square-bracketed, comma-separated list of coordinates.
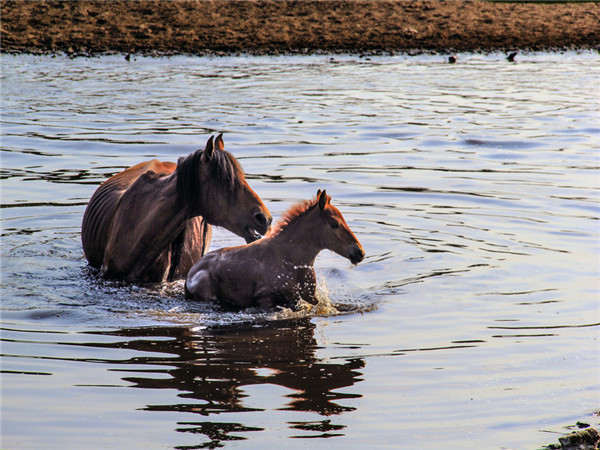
[2, 1, 599, 57]
[2, 46, 597, 59]
[3, 49, 597, 63]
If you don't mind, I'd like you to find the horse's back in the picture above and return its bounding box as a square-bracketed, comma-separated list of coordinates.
[185, 244, 269, 307]
[81, 160, 176, 268]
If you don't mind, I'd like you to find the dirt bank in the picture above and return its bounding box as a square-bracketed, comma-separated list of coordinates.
[2, 0, 599, 56]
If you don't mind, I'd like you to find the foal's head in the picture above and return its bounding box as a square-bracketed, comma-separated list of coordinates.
[312, 190, 365, 264]
[177, 134, 271, 243]
[272, 190, 365, 264]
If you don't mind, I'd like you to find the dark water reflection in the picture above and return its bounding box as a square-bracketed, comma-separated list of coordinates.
[108, 320, 362, 419]
[2, 319, 364, 448]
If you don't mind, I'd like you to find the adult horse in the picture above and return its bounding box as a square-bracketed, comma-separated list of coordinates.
[81, 134, 272, 282]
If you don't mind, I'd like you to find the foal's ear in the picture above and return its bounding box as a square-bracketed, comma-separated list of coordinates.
[318, 189, 329, 210]
[215, 133, 225, 151]
[203, 136, 215, 162]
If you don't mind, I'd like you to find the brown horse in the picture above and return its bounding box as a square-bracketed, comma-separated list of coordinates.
[81, 134, 272, 282]
[185, 189, 365, 309]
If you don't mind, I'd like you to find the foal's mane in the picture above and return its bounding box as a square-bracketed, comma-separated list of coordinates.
[267, 195, 319, 237]
[176, 144, 245, 212]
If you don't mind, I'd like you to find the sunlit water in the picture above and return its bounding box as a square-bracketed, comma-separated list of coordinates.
[1, 52, 599, 449]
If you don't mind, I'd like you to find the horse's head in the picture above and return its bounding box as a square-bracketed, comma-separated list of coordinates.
[178, 135, 272, 243]
[314, 189, 365, 264]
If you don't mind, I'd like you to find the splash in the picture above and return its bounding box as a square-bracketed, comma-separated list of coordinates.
[296, 276, 342, 316]
[116, 274, 375, 326]
[272, 276, 375, 321]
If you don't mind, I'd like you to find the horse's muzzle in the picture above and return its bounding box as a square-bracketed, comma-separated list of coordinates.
[244, 226, 263, 243]
[244, 211, 272, 243]
[349, 245, 365, 265]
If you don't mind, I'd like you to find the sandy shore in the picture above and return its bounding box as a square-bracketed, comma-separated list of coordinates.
[2, 0, 599, 56]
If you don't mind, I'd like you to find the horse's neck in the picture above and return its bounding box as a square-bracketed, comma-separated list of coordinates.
[179, 172, 211, 220]
[270, 216, 322, 267]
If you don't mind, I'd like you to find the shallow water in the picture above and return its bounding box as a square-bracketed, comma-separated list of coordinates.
[1, 52, 599, 449]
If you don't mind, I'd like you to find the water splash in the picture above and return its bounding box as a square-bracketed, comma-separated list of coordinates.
[273, 276, 376, 321]
[116, 274, 375, 326]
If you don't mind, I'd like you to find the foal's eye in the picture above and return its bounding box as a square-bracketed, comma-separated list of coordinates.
[330, 221, 339, 229]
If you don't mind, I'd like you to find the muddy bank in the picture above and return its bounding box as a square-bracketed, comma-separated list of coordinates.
[546, 427, 600, 450]
[2, 0, 599, 56]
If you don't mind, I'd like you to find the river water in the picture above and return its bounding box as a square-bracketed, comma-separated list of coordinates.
[1, 52, 599, 449]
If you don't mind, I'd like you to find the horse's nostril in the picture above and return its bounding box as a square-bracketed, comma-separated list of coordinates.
[254, 212, 270, 228]
[350, 246, 365, 264]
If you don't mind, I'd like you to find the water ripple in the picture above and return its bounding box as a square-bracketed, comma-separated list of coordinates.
[1, 52, 599, 448]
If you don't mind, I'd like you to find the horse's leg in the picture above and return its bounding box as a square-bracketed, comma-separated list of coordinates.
[295, 268, 319, 305]
[185, 267, 216, 302]
[256, 296, 276, 308]
[171, 217, 213, 280]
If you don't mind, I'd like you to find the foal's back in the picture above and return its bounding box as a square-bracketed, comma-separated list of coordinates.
[185, 242, 266, 308]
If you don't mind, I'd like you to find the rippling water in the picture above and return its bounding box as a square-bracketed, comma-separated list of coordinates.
[1, 52, 599, 448]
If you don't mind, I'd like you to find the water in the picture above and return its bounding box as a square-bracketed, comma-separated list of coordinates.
[1, 52, 599, 449]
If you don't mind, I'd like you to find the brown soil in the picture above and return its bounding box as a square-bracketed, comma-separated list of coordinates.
[1, 0, 599, 56]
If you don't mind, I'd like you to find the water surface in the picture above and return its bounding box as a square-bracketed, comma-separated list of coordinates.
[1, 52, 599, 449]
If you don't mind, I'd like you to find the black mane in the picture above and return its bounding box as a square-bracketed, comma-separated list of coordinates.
[176, 146, 245, 216]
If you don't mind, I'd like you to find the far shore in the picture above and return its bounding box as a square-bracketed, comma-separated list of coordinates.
[2, 1, 599, 56]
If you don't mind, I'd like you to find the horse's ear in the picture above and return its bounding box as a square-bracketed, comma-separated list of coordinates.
[318, 189, 328, 210]
[215, 134, 225, 151]
[202, 136, 215, 162]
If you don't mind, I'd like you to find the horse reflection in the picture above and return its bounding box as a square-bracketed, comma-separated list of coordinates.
[96, 319, 364, 446]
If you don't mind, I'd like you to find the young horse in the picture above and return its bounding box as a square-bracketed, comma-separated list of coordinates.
[81, 134, 272, 282]
[185, 190, 365, 309]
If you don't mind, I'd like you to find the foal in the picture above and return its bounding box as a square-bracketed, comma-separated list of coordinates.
[185, 190, 365, 309]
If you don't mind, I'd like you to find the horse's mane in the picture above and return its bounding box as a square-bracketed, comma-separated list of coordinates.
[267, 195, 319, 237]
[176, 146, 245, 213]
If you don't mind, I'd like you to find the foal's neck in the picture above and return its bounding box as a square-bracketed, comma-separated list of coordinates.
[271, 214, 323, 267]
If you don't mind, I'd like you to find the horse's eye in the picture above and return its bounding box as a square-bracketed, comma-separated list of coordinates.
[330, 221, 339, 229]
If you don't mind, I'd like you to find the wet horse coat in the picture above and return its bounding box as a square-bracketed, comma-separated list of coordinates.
[81, 135, 271, 282]
[185, 190, 365, 309]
